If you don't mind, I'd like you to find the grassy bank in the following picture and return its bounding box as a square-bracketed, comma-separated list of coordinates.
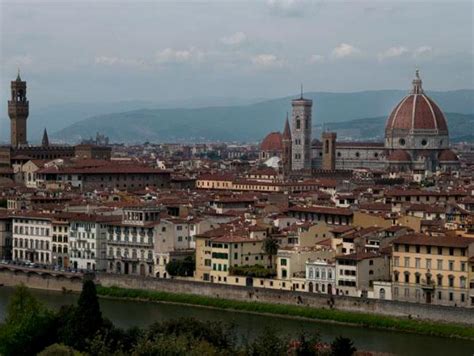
[96, 285, 474, 340]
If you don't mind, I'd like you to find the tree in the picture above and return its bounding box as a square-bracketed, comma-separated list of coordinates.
[165, 256, 195, 277]
[331, 336, 356, 356]
[38, 343, 84, 356]
[246, 327, 289, 356]
[58, 280, 103, 350]
[262, 236, 279, 268]
[0, 285, 56, 356]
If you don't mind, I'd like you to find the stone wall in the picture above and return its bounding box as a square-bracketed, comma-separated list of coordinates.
[0, 268, 84, 292]
[96, 273, 474, 325]
[0, 267, 471, 325]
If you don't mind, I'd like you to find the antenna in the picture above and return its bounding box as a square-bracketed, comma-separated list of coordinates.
[300, 83, 303, 99]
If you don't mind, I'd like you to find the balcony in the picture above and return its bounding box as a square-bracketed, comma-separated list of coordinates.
[107, 239, 153, 248]
[421, 279, 435, 290]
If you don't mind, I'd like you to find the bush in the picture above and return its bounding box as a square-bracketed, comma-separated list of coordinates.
[166, 256, 195, 277]
[229, 264, 276, 278]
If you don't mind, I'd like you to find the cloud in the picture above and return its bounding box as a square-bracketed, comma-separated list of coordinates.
[3, 55, 33, 68]
[266, 0, 316, 17]
[377, 46, 408, 61]
[155, 47, 205, 64]
[413, 46, 433, 58]
[331, 43, 360, 59]
[251, 54, 284, 68]
[94, 56, 144, 67]
[309, 54, 324, 63]
[221, 32, 247, 45]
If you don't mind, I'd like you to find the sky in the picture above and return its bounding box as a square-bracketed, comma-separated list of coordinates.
[0, 0, 473, 108]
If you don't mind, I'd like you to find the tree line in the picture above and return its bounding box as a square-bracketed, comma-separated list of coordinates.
[0, 281, 357, 356]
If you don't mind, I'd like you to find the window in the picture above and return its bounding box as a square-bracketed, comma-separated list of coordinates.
[281, 258, 287, 266]
[296, 119, 301, 129]
[426, 259, 431, 269]
[437, 259, 443, 270]
[404, 257, 410, 268]
[449, 276, 454, 288]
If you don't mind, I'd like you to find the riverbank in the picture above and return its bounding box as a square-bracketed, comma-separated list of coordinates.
[96, 285, 474, 340]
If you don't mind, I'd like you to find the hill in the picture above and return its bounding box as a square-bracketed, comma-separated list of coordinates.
[52, 89, 474, 143]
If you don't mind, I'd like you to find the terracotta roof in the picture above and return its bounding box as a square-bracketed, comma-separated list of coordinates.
[336, 251, 382, 261]
[387, 150, 411, 162]
[386, 91, 448, 133]
[260, 132, 283, 152]
[37, 163, 169, 175]
[392, 233, 473, 248]
[438, 149, 459, 162]
[288, 205, 353, 216]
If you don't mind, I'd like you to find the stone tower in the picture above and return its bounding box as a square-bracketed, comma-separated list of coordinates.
[322, 132, 337, 171]
[42, 128, 49, 147]
[8, 71, 29, 147]
[291, 88, 312, 171]
[281, 114, 292, 176]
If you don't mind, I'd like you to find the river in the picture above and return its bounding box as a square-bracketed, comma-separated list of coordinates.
[0, 287, 472, 355]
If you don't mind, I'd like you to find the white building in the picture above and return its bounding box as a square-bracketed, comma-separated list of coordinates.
[12, 213, 53, 265]
[69, 214, 117, 271]
[106, 206, 159, 276]
[305, 259, 336, 295]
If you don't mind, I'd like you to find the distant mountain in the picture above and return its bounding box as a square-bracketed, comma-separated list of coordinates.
[0, 96, 266, 143]
[314, 113, 474, 143]
[49, 89, 473, 143]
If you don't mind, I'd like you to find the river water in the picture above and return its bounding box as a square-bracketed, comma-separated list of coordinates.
[0, 287, 472, 355]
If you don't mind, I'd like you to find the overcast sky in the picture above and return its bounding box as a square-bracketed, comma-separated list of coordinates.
[0, 0, 473, 108]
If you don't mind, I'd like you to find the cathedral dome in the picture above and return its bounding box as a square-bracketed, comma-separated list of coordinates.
[387, 149, 411, 162]
[260, 132, 283, 152]
[438, 149, 458, 162]
[386, 71, 448, 134]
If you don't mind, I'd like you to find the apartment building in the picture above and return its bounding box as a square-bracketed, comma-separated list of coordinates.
[106, 206, 159, 276]
[12, 213, 53, 265]
[69, 214, 118, 271]
[335, 252, 390, 297]
[391, 233, 474, 307]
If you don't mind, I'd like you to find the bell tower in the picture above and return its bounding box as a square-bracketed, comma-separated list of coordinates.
[291, 86, 313, 171]
[8, 70, 29, 147]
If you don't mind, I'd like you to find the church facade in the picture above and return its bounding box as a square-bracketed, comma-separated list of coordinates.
[259, 71, 460, 175]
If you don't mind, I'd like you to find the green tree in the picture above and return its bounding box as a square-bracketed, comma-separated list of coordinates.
[246, 327, 289, 356]
[331, 336, 356, 356]
[166, 256, 195, 277]
[291, 332, 321, 356]
[58, 280, 103, 350]
[0, 285, 56, 356]
[38, 343, 84, 356]
[262, 236, 279, 268]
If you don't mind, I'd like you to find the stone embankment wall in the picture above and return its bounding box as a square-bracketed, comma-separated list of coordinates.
[0, 267, 471, 325]
[0, 266, 84, 292]
[96, 273, 474, 325]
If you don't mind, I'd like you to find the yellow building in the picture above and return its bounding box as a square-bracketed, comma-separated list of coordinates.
[392, 233, 474, 307]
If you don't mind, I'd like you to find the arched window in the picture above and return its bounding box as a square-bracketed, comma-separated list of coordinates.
[380, 288, 385, 300]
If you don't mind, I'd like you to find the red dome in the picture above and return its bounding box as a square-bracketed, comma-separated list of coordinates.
[387, 150, 411, 162]
[385, 71, 448, 134]
[438, 149, 458, 162]
[260, 132, 283, 152]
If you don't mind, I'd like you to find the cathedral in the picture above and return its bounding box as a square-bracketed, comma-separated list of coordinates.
[260, 71, 460, 175]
